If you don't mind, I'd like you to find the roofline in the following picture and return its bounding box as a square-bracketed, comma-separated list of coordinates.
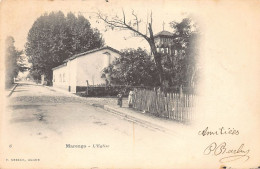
[154, 31, 174, 38]
[52, 63, 67, 70]
[63, 46, 121, 63]
[154, 34, 173, 38]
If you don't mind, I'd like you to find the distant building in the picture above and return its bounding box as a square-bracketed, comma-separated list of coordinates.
[154, 30, 175, 55]
[52, 46, 121, 93]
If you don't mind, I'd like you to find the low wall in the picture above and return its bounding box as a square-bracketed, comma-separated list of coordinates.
[76, 85, 131, 97]
[53, 84, 70, 92]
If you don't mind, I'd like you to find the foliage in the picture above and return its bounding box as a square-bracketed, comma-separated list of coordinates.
[103, 48, 159, 86]
[97, 10, 164, 85]
[5, 36, 24, 88]
[98, 10, 200, 88]
[162, 17, 200, 87]
[102, 17, 200, 88]
[25, 11, 104, 84]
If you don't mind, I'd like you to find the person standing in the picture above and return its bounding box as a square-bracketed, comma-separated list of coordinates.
[117, 92, 123, 107]
[128, 89, 134, 108]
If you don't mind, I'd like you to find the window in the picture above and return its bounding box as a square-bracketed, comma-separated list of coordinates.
[63, 73, 66, 82]
[59, 74, 62, 82]
[53, 75, 55, 82]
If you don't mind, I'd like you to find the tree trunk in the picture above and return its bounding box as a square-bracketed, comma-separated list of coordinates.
[150, 43, 163, 85]
[148, 23, 164, 86]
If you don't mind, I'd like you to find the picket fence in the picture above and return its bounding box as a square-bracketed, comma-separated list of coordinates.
[132, 88, 197, 123]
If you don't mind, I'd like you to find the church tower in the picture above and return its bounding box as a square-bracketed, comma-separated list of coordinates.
[154, 30, 175, 55]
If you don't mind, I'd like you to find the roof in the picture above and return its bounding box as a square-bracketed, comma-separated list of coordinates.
[63, 46, 121, 63]
[52, 63, 67, 70]
[154, 30, 174, 38]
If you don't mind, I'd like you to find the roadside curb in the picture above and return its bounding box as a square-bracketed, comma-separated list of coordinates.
[103, 105, 182, 135]
[44, 85, 80, 98]
[43, 85, 190, 137]
[7, 83, 18, 97]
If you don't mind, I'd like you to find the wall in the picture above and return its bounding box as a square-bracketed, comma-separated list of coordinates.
[52, 48, 120, 93]
[76, 49, 120, 87]
[67, 59, 77, 93]
[52, 64, 69, 91]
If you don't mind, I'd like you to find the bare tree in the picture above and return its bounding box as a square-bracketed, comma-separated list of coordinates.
[97, 9, 164, 85]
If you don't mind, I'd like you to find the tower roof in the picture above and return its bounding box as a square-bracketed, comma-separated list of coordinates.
[154, 30, 174, 38]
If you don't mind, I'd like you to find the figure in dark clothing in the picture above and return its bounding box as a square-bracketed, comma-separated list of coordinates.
[117, 92, 123, 107]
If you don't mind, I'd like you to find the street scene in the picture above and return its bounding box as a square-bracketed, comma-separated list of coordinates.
[2, 1, 260, 168]
[2, 1, 200, 168]
[6, 82, 186, 140]
[3, 82, 194, 168]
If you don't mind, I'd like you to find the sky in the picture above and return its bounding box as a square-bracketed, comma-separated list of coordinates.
[0, 0, 193, 79]
[0, 0, 190, 52]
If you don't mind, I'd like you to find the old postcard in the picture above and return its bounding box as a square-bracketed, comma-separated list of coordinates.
[0, 0, 260, 168]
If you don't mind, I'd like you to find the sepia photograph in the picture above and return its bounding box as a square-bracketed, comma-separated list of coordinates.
[0, 0, 260, 168]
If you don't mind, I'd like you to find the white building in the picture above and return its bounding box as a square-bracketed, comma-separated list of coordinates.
[52, 46, 121, 93]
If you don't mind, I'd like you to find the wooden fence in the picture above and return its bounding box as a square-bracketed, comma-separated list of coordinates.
[132, 88, 197, 123]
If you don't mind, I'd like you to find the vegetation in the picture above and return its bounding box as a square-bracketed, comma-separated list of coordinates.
[103, 48, 159, 86]
[97, 10, 165, 85]
[5, 36, 25, 88]
[25, 11, 104, 84]
[164, 18, 200, 87]
[102, 16, 200, 88]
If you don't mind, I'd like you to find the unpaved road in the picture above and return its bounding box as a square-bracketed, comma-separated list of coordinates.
[1, 83, 192, 168]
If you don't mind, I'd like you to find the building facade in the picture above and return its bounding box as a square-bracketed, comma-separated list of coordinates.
[154, 30, 176, 55]
[52, 46, 121, 93]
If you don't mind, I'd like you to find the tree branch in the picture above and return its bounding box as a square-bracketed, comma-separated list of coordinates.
[150, 11, 153, 27]
[97, 11, 150, 42]
[131, 9, 139, 32]
[122, 9, 126, 24]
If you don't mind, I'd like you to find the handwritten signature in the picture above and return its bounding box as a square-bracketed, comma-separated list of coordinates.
[203, 142, 250, 163]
